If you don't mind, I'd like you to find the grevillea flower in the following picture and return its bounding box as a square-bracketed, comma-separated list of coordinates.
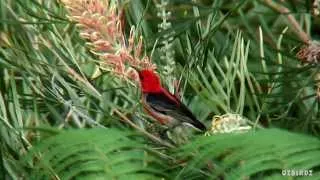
[296, 41, 320, 99]
[296, 41, 320, 64]
[61, 0, 156, 83]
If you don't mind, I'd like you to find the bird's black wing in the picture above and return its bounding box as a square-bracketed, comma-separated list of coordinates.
[146, 92, 206, 131]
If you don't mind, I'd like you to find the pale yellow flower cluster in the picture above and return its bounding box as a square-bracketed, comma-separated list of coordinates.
[206, 114, 252, 135]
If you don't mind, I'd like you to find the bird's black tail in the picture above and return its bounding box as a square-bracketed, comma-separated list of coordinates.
[188, 119, 207, 132]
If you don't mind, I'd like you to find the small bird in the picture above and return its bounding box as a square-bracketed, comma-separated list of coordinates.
[137, 69, 206, 132]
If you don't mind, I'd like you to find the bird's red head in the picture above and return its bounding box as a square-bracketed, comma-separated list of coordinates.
[138, 69, 162, 93]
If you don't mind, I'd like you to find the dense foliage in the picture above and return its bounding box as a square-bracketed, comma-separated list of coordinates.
[0, 0, 319, 179]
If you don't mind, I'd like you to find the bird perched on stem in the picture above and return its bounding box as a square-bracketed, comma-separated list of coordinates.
[136, 69, 206, 132]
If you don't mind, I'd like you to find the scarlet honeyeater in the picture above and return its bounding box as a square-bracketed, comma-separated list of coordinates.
[137, 69, 206, 131]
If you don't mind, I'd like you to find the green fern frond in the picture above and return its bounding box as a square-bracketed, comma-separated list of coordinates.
[175, 128, 320, 179]
[24, 128, 167, 180]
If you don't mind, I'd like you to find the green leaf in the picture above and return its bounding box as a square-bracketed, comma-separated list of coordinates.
[176, 129, 320, 179]
[24, 128, 167, 179]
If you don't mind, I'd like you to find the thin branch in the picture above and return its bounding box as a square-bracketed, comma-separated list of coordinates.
[262, 0, 311, 44]
[113, 109, 175, 148]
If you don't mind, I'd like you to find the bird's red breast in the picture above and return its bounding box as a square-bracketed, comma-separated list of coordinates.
[138, 69, 162, 93]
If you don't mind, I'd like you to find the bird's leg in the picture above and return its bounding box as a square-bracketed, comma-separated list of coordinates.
[128, 101, 151, 129]
[130, 101, 141, 114]
[155, 126, 176, 145]
[159, 127, 170, 140]
[163, 125, 191, 145]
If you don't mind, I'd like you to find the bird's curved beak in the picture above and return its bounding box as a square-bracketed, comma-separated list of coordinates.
[131, 66, 142, 78]
[131, 66, 140, 72]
